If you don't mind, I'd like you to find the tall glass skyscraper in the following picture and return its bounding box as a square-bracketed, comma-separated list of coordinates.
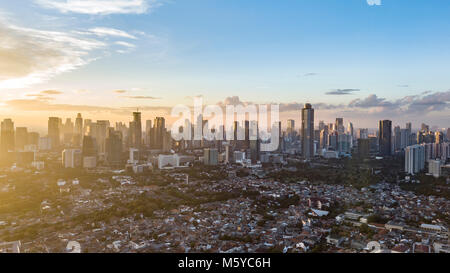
[301, 103, 314, 159]
[378, 120, 392, 156]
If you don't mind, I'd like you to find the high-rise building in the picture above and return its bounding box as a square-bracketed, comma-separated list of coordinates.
[145, 120, 152, 146]
[62, 149, 82, 168]
[428, 160, 442, 178]
[357, 138, 370, 158]
[287, 119, 295, 138]
[75, 113, 83, 135]
[73, 113, 83, 146]
[105, 129, 123, 166]
[357, 128, 369, 139]
[15, 127, 28, 151]
[447, 128, 450, 142]
[335, 118, 344, 134]
[249, 120, 260, 164]
[318, 121, 325, 132]
[394, 126, 401, 152]
[378, 120, 392, 156]
[82, 136, 96, 157]
[319, 128, 328, 149]
[48, 117, 61, 150]
[435, 131, 443, 144]
[405, 144, 425, 175]
[27, 132, 40, 146]
[151, 117, 165, 150]
[1, 119, 15, 154]
[130, 112, 142, 150]
[301, 103, 314, 159]
[204, 148, 219, 166]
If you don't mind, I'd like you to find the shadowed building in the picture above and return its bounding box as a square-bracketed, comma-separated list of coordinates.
[378, 120, 392, 156]
[301, 103, 315, 159]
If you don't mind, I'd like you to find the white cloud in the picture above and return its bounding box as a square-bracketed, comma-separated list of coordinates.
[0, 20, 105, 89]
[34, 0, 161, 15]
[367, 0, 381, 6]
[88, 27, 137, 39]
[115, 41, 136, 48]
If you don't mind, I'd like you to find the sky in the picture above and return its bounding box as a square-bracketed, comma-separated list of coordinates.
[0, 0, 449, 133]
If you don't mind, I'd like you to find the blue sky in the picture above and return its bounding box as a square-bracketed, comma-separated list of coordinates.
[0, 0, 449, 129]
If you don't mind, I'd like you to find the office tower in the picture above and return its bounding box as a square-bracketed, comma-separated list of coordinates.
[105, 129, 123, 166]
[358, 138, 370, 158]
[75, 113, 83, 135]
[337, 134, 351, 154]
[15, 127, 28, 151]
[232, 121, 240, 147]
[320, 128, 328, 149]
[328, 131, 338, 151]
[347, 122, 354, 137]
[336, 118, 344, 134]
[1, 119, 15, 157]
[394, 126, 401, 151]
[96, 120, 109, 155]
[428, 160, 441, 178]
[204, 148, 219, 166]
[62, 149, 82, 168]
[73, 113, 83, 146]
[347, 122, 354, 148]
[318, 121, 325, 132]
[400, 129, 409, 149]
[129, 112, 142, 150]
[368, 136, 378, 153]
[301, 104, 314, 158]
[357, 128, 369, 139]
[249, 120, 260, 164]
[27, 132, 40, 146]
[83, 119, 92, 135]
[378, 120, 392, 156]
[405, 144, 425, 175]
[151, 117, 165, 150]
[82, 136, 97, 157]
[62, 118, 74, 145]
[406, 122, 412, 131]
[435, 131, 443, 144]
[163, 130, 173, 152]
[447, 128, 450, 142]
[48, 117, 61, 150]
[421, 123, 429, 132]
[145, 120, 152, 146]
[287, 119, 296, 138]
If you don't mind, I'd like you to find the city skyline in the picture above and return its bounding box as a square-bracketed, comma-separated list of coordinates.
[0, 0, 449, 129]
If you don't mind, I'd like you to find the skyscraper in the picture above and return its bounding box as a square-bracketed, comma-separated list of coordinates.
[48, 117, 61, 150]
[15, 127, 28, 151]
[394, 126, 401, 152]
[151, 117, 165, 150]
[378, 120, 392, 156]
[131, 112, 142, 150]
[301, 103, 315, 159]
[287, 119, 295, 138]
[405, 144, 425, 175]
[105, 129, 123, 166]
[1, 119, 15, 155]
[73, 113, 83, 146]
[75, 113, 83, 136]
[336, 118, 344, 134]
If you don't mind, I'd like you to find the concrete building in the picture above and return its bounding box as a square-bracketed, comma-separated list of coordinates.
[405, 144, 425, 175]
[62, 149, 82, 168]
